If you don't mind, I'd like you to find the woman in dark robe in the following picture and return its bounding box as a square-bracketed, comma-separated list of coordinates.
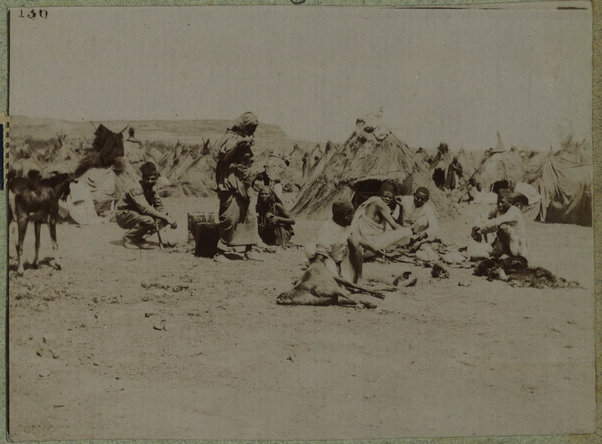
[214, 112, 260, 259]
[445, 157, 463, 190]
[256, 185, 295, 246]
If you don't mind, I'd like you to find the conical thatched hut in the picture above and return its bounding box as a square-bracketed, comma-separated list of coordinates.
[155, 140, 215, 196]
[456, 148, 478, 179]
[292, 112, 457, 219]
[473, 143, 528, 192]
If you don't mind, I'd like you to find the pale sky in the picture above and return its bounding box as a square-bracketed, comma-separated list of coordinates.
[9, 3, 592, 150]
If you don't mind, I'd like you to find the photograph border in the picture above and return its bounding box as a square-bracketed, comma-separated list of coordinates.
[0, 0, 599, 443]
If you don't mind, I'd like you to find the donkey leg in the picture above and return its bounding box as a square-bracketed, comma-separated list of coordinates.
[16, 218, 28, 276]
[32, 221, 42, 268]
[48, 219, 61, 270]
[8, 192, 16, 258]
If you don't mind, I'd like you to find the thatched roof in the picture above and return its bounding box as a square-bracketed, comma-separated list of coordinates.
[292, 112, 457, 218]
[473, 149, 528, 191]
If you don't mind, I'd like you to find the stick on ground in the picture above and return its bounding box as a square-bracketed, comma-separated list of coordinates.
[155, 220, 164, 251]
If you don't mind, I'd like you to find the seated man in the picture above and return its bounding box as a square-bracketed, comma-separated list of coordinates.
[115, 162, 177, 249]
[400, 187, 439, 243]
[384, 184, 405, 226]
[352, 182, 413, 259]
[256, 185, 295, 246]
[474, 189, 527, 258]
[305, 199, 362, 283]
[458, 178, 478, 203]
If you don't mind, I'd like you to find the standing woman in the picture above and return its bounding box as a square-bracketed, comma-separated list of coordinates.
[445, 156, 463, 190]
[214, 112, 261, 260]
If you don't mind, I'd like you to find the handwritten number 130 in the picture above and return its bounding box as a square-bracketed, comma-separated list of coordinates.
[18, 9, 48, 19]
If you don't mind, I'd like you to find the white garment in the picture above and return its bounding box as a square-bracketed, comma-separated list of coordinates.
[305, 220, 354, 280]
[351, 196, 411, 250]
[481, 205, 528, 257]
[399, 195, 439, 239]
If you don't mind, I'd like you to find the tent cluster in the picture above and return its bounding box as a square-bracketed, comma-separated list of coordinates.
[9, 116, 592, 228]
[453, 133, 592, 226]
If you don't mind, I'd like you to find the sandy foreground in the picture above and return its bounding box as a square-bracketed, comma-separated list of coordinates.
[7, 196, 595, 440]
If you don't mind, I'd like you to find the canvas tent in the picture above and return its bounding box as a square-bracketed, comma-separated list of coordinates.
[292, 111, 457, 219]
[536, 148, 592, 226]
[456, 148, 478, 179]
[59, 181, 103, 225]
[78, 167, 118, 216]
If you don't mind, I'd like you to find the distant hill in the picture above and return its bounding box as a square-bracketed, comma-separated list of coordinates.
[10, 116, 317, 156]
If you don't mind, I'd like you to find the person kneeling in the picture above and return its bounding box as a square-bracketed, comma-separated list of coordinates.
[305, 199, 362, 283]
[400, 186, 439, 244]
[256, 185, 295, 246]
[473, 189, 527, 258]
[115, 162, 177, 249]
[351, 181, 412, 260]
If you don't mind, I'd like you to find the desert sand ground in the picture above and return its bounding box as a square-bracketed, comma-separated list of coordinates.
[7, 195, 595, 440]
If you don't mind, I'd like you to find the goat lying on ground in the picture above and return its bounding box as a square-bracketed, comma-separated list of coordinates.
[276, 261, 391, 308]
[8, 170, 73, 275]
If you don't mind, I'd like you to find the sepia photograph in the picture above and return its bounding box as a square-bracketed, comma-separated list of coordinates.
[5, 3, 595, 440]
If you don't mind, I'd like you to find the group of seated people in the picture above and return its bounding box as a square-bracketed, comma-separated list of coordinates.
[305, 181, 527, 285]
[113, 160, 296, 250]
[115, 161, 527, 280]
[305, 183, 440, 283]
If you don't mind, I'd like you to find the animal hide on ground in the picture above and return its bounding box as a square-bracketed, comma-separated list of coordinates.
[474, 256, 579, 289]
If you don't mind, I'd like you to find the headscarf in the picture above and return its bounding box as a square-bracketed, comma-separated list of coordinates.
[229, 112, 259, 135]
[140, 161, 158, 178]
[415, 186, 430, 199]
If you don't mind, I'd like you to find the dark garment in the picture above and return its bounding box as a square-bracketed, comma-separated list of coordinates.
[215, 115, 256, 191]
[116, 210, 166, 242]
[257, 201, 294, 246]
[115, 183, 167, 242]
[116, 183, 165, 219]
[218, 189, 251, 244]
[214, 119, 257, 248]
[433, 168, 445, 189]
[491, 228, 512, 258]
[217, 170, 257, 247]
[445, 161, 463, 190]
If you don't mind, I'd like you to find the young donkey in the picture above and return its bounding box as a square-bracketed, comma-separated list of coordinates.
[8, 170, 73, 275]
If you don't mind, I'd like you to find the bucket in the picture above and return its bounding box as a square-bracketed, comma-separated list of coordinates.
[187, 212, 216, 243]
[188, 212, 219, 257]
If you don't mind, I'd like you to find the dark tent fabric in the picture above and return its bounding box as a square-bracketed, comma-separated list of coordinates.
[432, 168, 446, 188]
[350, 175, 413, 209]
[292, 111, 456, 219]
[537, 151, 592, 226]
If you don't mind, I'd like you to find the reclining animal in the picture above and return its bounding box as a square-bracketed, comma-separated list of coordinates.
[276, 261, 387, 308]
[8, 170, 73, 275]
